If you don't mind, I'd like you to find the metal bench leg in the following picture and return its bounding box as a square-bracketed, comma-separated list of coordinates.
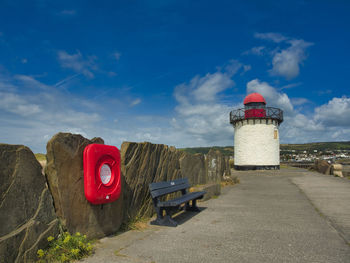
[151, 207, 178, 227]
[186, 199, 200, 212]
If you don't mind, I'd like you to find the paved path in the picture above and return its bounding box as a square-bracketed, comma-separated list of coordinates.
[83, 168, 350, 263]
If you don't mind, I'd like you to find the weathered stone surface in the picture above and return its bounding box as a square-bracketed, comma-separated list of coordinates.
[205, 149, 231, 183]
[313, 160, 331, 175]
[179, 153, 207, 185]
[121, 142, 183, 219]
[0, 144, 59, 263]
[45, 133, 123, 239]
[121, 141, 231, 220]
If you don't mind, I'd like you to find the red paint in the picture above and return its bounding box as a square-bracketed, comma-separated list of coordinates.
[83, 144, 121, 205]
[245, 108, 266, 118]
[243, 93, 266, 105]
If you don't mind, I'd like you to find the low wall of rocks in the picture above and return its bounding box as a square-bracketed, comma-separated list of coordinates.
[311, 160, 350, 177]
[311, 159, 331, 175]
[0, 133, 231, 262]
[121, 142, 230, 219]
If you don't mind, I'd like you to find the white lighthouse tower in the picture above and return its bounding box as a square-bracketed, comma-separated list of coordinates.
[230, 93, 283, 170]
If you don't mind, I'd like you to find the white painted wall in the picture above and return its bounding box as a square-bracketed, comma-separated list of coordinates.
[234, 119, 280, 166]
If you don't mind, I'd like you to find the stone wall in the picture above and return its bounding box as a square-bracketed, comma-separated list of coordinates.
[0, 144, 59, 263]
[1, 133, 232, 262]
[121, 141, 231, 220]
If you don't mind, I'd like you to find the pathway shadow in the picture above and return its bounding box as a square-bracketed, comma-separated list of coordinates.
[171, 207, 207, 226]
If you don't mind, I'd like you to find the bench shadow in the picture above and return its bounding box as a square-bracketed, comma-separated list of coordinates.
[171, 206, 207, 226]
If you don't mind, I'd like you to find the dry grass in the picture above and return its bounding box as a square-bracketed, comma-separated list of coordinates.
[114, 248, 128, 257]
[221, 176, 240, 187]
[35, 153, 46, 162]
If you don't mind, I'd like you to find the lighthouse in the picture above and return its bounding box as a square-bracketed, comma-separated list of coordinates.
[230, 93, 283, 170]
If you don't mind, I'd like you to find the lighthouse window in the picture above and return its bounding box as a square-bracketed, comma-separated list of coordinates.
[274, 128, 278, 139]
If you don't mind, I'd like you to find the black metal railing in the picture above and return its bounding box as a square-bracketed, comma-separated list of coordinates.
[230, 107, 283, 125]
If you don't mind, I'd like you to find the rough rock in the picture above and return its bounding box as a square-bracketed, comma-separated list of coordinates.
[330, 164, 343, 177]
[205, 149, 231, 183]
[313, 160, 331, 175]
[121, 142, 183, 219]
[179, 153, 207, 185]
[45, 133, 123, 239]
[121, 142, 231, 220]
[0, 144, 59, 263]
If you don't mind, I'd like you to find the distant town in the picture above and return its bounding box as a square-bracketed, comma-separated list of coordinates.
[181, 141, 350, 164]
[280, 149, 350, 163]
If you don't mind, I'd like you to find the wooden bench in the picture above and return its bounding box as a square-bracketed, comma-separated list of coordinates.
[149, 178, 206, 227]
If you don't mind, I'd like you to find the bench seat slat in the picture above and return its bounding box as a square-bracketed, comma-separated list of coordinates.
[149, 178, 188, 191]
[150, 182, 190, 198]
[157, 191, 206, 207]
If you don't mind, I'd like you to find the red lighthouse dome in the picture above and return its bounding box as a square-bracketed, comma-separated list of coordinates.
[243, 93, 266, 105]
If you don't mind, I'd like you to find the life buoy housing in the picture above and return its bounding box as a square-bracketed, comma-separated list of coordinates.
[83, 144, 121, 204]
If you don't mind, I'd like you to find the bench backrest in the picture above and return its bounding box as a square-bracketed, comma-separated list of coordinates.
[149, 178, 190, 198]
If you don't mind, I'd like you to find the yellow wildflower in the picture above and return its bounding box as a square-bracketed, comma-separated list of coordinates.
[87, 244, 93, 251]
[63, 235, 71, 243]
[71, 248, 80, 255]
[37, 249, 45, 258]
[61, 254, 68, 262]
[47, 236, 54, 242]
[75, 232, 81, 236]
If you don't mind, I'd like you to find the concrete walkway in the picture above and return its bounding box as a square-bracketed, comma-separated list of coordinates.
[83, 168, 350, 263]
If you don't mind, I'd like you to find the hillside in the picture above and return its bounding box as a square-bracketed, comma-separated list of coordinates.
[280, 142, 350, 152]
[180, 141, 350, 156]
[179, 146, 234, 156]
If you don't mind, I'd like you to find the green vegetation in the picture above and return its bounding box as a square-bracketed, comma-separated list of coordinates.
[180, 141, 350, 156]
[179, 146, 234, 156]
[229, 159, 234, 168]
[36, 232, 93, 263]
[35, 153, 46, 162]
[280, 141, 350, 152]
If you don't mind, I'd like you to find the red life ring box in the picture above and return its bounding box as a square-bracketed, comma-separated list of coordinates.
[83, 144, 121, 205]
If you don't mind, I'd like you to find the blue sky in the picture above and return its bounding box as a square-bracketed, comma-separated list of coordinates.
[1, 0, 350, 153]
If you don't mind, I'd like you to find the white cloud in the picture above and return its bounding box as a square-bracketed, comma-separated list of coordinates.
[243, 46, 266, 56]
[59, 10, 76, 16]
[191, 72, 234, 102]
[130, 98, 141, 106]
[171, 66, 240, 147]
[253, 32, 313, 79]
[254, 32, 287, 43]
[0, 74, 104, 152]
[113, 52, 121, 61]
[57, 50, 97, 78]
[314, 96, 350, 126]
[271, 39, 313, 79]
[290, 97, 310, 106]
[280, 82, 302, 90]
[0, 92, 42, 116]
[243, 65, 252, 73]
